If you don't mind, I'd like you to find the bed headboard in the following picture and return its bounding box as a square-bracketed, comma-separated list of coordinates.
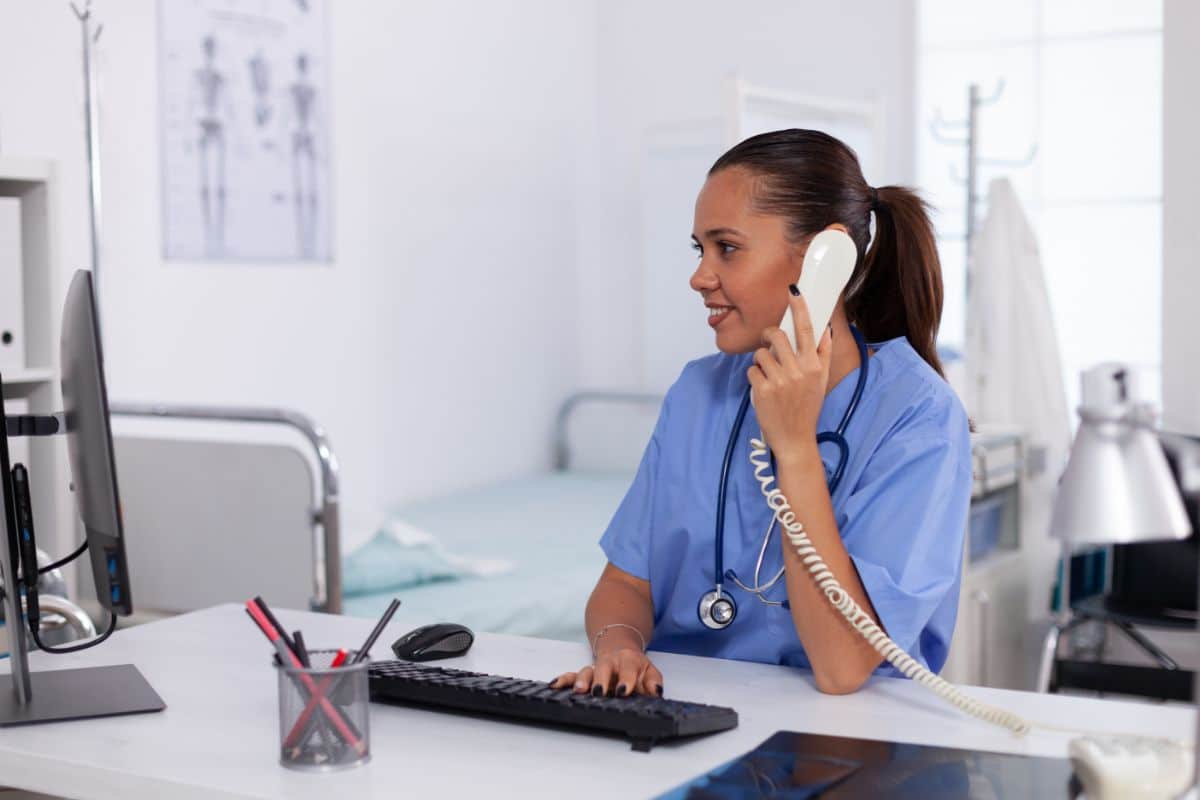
[107, 403, 341, 614]
[554, 391, 664, 472]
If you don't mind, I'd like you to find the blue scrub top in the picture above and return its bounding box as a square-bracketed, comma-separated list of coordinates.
[599, 336, 972, 676]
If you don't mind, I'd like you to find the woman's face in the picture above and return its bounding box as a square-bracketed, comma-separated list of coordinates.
[690, 167, 804, 354]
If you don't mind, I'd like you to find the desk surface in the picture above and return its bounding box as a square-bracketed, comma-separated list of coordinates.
[0, 604, 1193, 799]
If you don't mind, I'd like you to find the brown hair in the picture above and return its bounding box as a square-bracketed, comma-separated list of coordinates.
[709, 129, 945, 377]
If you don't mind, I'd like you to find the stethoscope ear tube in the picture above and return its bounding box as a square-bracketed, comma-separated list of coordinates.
[702, 326, 868, 628]
[815, 432, 850, 493]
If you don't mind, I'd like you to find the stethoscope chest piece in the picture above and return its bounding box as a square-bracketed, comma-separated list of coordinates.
[698, 588, 737, 630]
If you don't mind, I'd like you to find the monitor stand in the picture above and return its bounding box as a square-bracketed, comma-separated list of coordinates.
[0, 379, 165, 725]
[0, 665, 164, 727]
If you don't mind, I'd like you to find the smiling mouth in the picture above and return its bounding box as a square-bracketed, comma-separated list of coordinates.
[707, 305, 734, 328]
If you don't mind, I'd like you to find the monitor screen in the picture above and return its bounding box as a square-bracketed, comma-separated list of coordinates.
[60, 270, 131, 615]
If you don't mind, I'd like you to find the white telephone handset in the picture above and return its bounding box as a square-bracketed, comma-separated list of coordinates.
[750, 228, 1032, 735]
[778, 228, 858, 352]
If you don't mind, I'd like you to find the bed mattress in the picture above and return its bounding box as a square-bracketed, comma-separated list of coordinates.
[343, 471, 633, 643]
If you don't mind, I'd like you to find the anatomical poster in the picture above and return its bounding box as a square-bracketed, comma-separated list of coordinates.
[159, 0, 333, 262]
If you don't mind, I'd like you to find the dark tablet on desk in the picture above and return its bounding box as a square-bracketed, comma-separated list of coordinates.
[655, 730, 1073, 799]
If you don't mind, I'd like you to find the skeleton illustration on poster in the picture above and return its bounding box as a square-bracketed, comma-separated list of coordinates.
[159, 0, 332, 262]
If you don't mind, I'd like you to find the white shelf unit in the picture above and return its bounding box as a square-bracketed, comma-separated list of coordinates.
[2, 368, 56, 394]
[942, 427, 1034, 690]
[0, 157, 74, 582]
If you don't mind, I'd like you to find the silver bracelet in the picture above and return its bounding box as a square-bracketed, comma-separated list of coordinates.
[591, 623, 646, 657]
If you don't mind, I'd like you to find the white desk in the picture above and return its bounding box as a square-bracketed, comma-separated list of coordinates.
[0, 604, 1193, 799]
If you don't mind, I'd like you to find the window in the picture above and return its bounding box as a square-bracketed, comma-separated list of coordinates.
[918, 0, 1163, 413]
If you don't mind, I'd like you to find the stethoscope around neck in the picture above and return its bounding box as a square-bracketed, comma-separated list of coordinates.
[697, 325, 870, 631]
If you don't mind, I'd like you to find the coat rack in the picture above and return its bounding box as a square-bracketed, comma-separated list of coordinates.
[929, 80, 1038, 265]
[932, 81, 1049, 485]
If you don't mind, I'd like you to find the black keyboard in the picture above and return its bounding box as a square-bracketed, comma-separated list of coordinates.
[367, 660, 738, 751]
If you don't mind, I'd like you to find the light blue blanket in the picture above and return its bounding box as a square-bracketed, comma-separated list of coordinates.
[342, 471, 632, 642]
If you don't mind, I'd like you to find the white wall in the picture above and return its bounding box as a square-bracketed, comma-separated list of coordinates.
[0, 1, 592, 524]
[0, 1, 914, 531]
[576, 0, 918, 389]
[1163, 0, 1200, 432]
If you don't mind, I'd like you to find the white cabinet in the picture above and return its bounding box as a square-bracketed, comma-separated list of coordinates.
[0, 158, 73, 576]
[0, 196, 25, 371]
[943, 550, 1031, 689]
[942, 428, 1036, 689]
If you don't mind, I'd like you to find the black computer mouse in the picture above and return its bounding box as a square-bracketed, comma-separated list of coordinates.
[391, 623, 475, 661]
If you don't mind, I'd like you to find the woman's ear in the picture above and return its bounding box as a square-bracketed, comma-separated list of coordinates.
[824, 222, 849, 235]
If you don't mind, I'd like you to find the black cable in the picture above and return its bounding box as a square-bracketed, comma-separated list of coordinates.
[38, 540, 89, 575]
[12, 542, 90, 585]
[26, 592, 118, 654]
[8, 465, 109, 653]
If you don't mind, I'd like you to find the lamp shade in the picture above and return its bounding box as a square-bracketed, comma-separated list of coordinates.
[1049, 364, 1191, 546]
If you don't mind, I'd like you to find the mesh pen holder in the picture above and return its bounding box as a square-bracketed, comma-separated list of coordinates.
[275, 649, 371, 771]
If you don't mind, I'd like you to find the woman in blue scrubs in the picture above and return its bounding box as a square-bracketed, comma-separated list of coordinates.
[550, 129, 971, 699]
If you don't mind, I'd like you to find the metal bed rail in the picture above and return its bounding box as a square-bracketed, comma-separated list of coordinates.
[552, 391, 663, 472]
[108, 402, 342, 614]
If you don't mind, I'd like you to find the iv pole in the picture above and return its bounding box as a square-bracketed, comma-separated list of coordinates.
[0, 1, 103, 710]
[0, 1, 163, 728]
[70, 1, 104, 329]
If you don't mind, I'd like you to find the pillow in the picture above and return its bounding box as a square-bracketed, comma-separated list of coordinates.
[342, 519, 514, 597]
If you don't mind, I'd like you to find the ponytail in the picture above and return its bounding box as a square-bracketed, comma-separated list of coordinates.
[846, 186, 945, 377]
[709, 130, 947, 379]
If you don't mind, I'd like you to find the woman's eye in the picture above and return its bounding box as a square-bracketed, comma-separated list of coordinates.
[691, 241, 737, 257]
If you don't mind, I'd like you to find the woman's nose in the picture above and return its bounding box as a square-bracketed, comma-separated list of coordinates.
[689, 262, 717, 293]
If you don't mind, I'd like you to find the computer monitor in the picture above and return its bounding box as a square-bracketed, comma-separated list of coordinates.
[60, 269, 132, 615]
[1109, 433, 1200, 616]
[0, 269, 163, 726]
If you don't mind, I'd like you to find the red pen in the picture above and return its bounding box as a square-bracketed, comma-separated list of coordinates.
[254, 595, 301, 661]
[283, 648, 350, 749]
[245, 604, 365, 754]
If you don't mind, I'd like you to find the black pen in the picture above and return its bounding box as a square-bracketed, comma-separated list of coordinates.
[293, 630, 312, 668]
[254, 595, 301, 661]
[352, 598, 401, 664]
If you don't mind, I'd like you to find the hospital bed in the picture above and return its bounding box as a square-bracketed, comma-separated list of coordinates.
[107, 402, 342, 614]
[105, 393, 660, 642]
[337, 391, 660, 640]
[102, 395, 1023, 679]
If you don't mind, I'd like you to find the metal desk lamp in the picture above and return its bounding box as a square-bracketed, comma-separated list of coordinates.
[1050, 363, 1190, 547]
[1035, 363, 1195, 794]
[1037, 364, 1192, 692]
